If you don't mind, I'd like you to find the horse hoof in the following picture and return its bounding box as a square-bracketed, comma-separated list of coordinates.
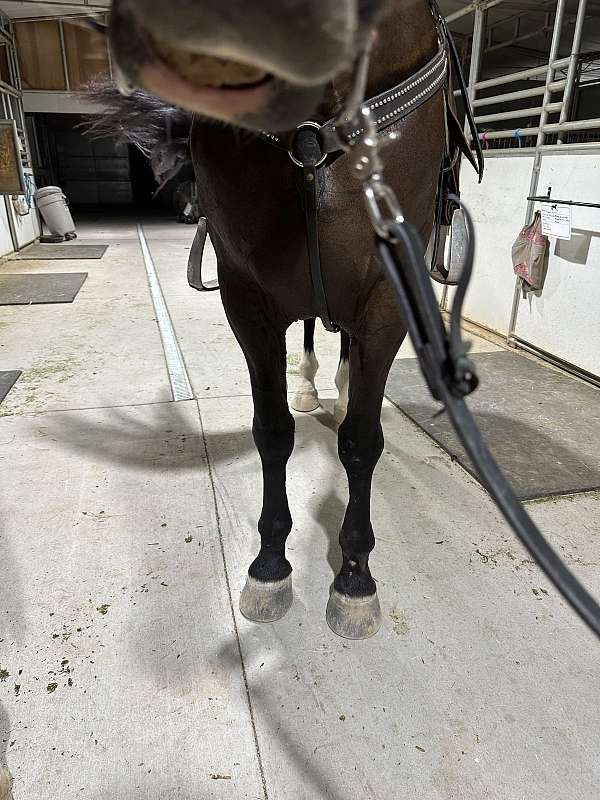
[239, 574, 293, 623]
[291, 391, 319, 413]
[326, 589, 382, 639]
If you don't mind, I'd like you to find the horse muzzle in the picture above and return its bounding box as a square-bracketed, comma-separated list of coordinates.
[109, 0, 360, 128]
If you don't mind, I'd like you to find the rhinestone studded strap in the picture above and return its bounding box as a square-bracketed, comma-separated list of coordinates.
[320, 44, 447, 149]
[259, 43, 447, 156]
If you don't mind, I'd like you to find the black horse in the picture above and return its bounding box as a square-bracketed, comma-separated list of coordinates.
[95, 0, 461, 638]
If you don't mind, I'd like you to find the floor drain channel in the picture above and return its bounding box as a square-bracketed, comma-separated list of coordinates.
[137, 224, 194, 402]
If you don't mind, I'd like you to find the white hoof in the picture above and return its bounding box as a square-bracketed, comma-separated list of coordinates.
[291, 391, 320, 413]
[0, 767, 14, 800]
[239, 574, 293, 622]
[326, 589, 382, 639]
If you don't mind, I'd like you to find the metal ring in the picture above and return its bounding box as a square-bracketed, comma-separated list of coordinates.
[288, 120, 328, 168]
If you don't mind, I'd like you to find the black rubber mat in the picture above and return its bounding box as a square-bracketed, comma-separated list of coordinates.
[0, 370, 21, 404]
[386, 350, 600, 500]
[12, 244, 107, 259]
[0, 273, 87, 304]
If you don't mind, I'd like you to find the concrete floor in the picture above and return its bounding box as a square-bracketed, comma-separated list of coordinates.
[0, 214, 598, 799]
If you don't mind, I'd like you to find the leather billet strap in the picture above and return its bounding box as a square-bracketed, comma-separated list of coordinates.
[291, 126, 338, 332]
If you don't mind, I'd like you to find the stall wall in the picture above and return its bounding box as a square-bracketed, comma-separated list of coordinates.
[0, 200, 14, 256]
[0, 168, 41, 257]
[513, 154, 600, 376]
[459, 150, 600, 379]
[459, 154, 534, 336]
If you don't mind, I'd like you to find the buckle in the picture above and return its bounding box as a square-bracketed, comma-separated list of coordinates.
[288, 121, 328, 168]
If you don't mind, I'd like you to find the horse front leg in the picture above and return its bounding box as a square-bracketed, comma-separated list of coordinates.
[223, 290, 295, 623]
[327, 312, 405, 639]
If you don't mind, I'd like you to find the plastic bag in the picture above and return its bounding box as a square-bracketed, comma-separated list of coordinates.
[511, 211, 548, 291]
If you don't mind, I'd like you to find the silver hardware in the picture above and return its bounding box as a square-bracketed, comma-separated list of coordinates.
[363, 178, 405, 240]
[288, 120, 328, 168]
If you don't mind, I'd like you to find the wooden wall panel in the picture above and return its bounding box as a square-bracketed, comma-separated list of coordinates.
[63, 21, 110, 89]
[0, 45, 12, 87]
[15, 21, 66, 91]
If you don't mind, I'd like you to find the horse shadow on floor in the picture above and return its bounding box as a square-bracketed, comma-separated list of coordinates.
[25, 403, 255, 474]
[35, 398, 349, 579]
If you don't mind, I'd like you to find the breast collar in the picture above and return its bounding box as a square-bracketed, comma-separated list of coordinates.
[258, 42, 448, 164]
[252, 3, 483, 333]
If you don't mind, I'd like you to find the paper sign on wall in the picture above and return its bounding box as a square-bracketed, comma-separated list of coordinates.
[541, 203, 572, 240]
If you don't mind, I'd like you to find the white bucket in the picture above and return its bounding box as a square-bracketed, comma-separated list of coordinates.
[34, 186, 76, 237]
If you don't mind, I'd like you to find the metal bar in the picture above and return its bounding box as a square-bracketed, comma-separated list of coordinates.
[558, 0, 588, 143]
[0, 79, 20, 99]
[485, 20, 558, 54]
[475, 103, 562, 123]
[487, 0, 555, 30]
[476, 125, 539, 138]
[4, 194, 19, 252]
[0, 0, 108, 8]
[464, 2, 486, 137]
[526, 0, 567, 195]
[445, 0, 507, 24]
[475, 57, 570, 90]
[509, 336, 600, 388]
[509, 0, 568, 346]
[544, 116, 600, 132]
[472, 80, 566, 107]
[528, 194, 600, 208]
[137, 225, 194, 402]
[58, 20, 70, 92]
[471, 116, 600, 139]
[483, 141, 600, 154]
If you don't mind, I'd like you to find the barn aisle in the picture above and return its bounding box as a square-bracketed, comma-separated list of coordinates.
[0, 213, 598, 799]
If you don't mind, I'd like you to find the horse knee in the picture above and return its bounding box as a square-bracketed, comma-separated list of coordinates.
[253, 412, 295, 466]
[338, 418, 384, 479]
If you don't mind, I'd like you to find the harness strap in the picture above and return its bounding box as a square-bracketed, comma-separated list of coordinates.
[429, 0, 484, 181]
[260, 44, 449, 332]
[260, 43, 448, 154]
[292, 127, 338, 332]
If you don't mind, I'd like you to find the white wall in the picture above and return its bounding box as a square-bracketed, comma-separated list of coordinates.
[459, 154, 534, 336]
[23, 91, 103, 115]
[0, 195, 14, 256]
[513, 154, 600, 376]
[0, 168, 41, 257]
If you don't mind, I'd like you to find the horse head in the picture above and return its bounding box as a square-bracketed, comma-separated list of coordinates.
[107, 0, 391, 131]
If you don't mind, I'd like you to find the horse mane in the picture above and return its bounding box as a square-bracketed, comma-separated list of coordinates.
[82, 81, 193, 189]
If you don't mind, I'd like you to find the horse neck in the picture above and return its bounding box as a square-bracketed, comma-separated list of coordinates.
[320, 0, 439, 118]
